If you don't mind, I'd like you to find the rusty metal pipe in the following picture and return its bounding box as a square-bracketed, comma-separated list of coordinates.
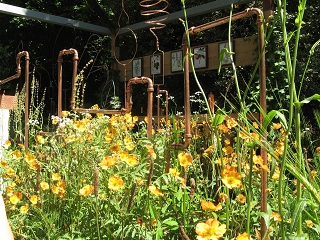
[171, 40, 192, 150]
[126, 77, 154, 139]
[57, 48, 79, 117]
[0, 51, 30, 152]
[180, 7, 267, 237]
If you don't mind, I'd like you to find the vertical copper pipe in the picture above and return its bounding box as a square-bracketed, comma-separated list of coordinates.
[0, 51, 30, 152]
[57, 48, 79, 117]
[170, 36, 192, 150]
[180, 8, 267, 237]
[126, 77, 154, 139]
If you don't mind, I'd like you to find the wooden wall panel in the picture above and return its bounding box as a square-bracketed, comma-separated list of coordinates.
[119, 35, 258, 81]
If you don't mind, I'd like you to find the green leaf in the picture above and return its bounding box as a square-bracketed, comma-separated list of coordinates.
[212, 113, 225, 127]
[294, 94, 320, 108]
[290, 198, 308, 232]
[163, 219, 179, 229]
[263, 109, 288, 130]
[286, 233, 309, 240]
[310, 39, 320, 55]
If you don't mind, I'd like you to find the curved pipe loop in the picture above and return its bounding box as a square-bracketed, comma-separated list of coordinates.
[140, 0, 169, 48]
[57, 48, 79, 117]
[58, 48, 127, 117]
[126, 77, 154, 139]
[173, 8, 265, 151]
[0, 51, 30, 152]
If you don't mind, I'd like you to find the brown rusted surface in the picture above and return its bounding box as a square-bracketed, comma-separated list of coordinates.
[0, 51, 30, 152]
[126, 77, 154, 139]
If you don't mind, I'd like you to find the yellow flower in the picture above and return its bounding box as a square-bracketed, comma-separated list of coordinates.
[0, 160, 8, 167]
[52, 116, 59, 125]
[305, 220, 314, 228]
[195, 218, 226, 240]
[201, 200, 222, 212]
[24, 153, 40, 171]
[36, 134, 45, 144]
[91, 104, 99, 110]
[136, 177, 145, 185]
[221, 166, 242, 189]
[110, 142, 121, 153]
[125, 155, 139, 166]
[310, 170, 317, 181]
[79, 184, 94, 197]
[253, 122, 259, 129]
[169, 168, 180, 177]
[30, 195, 38, 205]
[12, 150, 23, 159]
[178, 152, 193, 168]
[51, 180, 66, 198]
[4, 140, 11, 149]
[218, 193, 228, 203]
[52, 173, 62, 181]
[148, 185, 164, 197]
[73, 120, 86, 131]
[61, 111, 70, 118]
[204, 145, 214, 156]
[226, 117, 238, 129]
[108, 175, 124, 191]
[146, 145, 157, 160]
[20, 205, 29, 214]
[272, 123, 282, 130]
[40, 181, 49, 190]
[236, 232, 250, 240]
[218, 124, 229, 133]
[5, 167, 15, 178]
[275, 141, 284, 157]
[272, 166, 280, 180]
[236, 194, 246, 204]
[271, 212, 282, 222]
[10, 192, 23, 205]
[99, 155, 118, 170]
[222, 146, 234, 155]
[124, 137, 135, 151]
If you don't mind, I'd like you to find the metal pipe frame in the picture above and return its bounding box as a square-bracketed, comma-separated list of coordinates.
[0, 51, 30, 152]
[126, 77, 154, 139]
[58, 48, 128, 117]
[57, 48, 79, 117]
[180, 7, 267, 236]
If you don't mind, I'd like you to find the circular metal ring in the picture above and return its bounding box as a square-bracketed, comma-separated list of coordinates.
[113, 27, 138, 66]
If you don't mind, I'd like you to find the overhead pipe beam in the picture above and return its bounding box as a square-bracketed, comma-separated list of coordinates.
[0, 3, 112, 35]
[119, 0, 253, 34]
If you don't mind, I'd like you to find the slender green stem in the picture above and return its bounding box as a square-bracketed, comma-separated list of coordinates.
[246, 149, 254, 234]
[225, 187, 230, 229]
[228, 3, 244, 111]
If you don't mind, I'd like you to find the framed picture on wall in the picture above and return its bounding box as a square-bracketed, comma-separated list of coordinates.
[171, 50, 183, 72]
[132, 58, 143, 77]
[193, 45, 208, 69]
[218, 41, 235, 66]
[150, 54, 162, 75]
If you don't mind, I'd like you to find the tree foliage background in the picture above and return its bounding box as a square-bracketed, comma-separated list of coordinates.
[0, 0, 319, 126]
